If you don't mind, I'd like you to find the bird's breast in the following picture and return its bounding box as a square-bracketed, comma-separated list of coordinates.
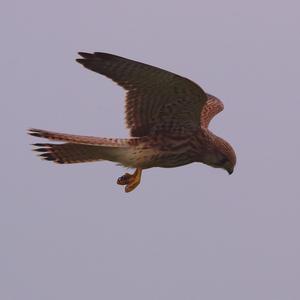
[130, 135, 200, 169]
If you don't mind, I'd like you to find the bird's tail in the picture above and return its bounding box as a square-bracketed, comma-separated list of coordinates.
[28, 128, 134, 164]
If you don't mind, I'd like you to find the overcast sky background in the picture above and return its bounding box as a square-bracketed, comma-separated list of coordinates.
[1, 1, 299, 299]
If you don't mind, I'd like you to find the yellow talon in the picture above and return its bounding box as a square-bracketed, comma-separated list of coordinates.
[117, 168, 142, 193]
[117, 173, 132, 185]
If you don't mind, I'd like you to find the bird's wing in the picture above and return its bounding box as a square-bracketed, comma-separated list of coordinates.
[77, 52, 207, 137]
[200, 94, 224, 128]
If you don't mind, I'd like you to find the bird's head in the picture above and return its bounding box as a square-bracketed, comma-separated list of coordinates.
[203, 135, 236, 175]
[214, 137, 236, 175]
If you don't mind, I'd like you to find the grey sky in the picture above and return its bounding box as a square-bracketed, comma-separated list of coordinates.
[1, 0, 299, 299]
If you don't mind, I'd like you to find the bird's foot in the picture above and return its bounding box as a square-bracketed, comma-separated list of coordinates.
[117, 168, 142, 193]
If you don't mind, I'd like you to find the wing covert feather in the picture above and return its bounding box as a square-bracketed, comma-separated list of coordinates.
[200, 94, 224, 128]
[77, 52, 207, 136]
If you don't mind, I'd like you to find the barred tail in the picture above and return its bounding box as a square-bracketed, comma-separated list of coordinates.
[28, 128, 130, 147]
[28, 128, 134, 165]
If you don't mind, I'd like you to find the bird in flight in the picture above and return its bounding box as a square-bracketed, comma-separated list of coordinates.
[29, 52, 236, 192]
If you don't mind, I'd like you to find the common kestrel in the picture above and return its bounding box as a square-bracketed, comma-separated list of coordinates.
[29, 52, 236, 192]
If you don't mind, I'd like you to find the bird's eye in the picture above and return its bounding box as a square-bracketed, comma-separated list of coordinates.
[220, 157, 228, 165]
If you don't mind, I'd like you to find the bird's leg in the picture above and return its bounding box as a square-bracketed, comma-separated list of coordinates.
[117, 168, 142, 193]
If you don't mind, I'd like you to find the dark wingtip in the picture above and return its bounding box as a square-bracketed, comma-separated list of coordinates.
[29, 133, 41, 138]
[76, 58, 85, 65]
[76, 52, 92, 65]
[33, 147, 48, 153]
[28, 128, 42, 137]
[38, 151, 65, 164]
[40, 153, 54, 160]
[31, 143, 50, 154]
[77, 51, 117, 62]
[27, 128, 40, 136]
[32, 143, 50, 147]
[30, 139, 65, 164]
[78, 52, 93, 58]
[94, 52, 115, 59]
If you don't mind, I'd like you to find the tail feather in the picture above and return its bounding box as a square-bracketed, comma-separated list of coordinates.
[32, 142, 124, 164]
[28, 128, 135, 165]
[28, 128, 131, 147]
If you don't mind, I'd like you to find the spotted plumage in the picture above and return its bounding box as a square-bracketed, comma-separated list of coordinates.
[29, 52, 236, 192]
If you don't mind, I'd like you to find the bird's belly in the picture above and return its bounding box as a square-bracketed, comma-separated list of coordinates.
[134, 151, 194, 169]
[154, 152, 194, 168]
[121, 141, 196, 169]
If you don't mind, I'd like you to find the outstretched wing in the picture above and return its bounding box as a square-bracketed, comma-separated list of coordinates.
[77, 52, 207, 137]
[200, 94, 224, 128]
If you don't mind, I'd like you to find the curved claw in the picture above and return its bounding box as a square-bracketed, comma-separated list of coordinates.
[116, 168, 142, 193]
[117, 173, 132, 185]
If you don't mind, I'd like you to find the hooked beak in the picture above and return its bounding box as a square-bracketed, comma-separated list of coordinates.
[227, 169, 234, 175]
